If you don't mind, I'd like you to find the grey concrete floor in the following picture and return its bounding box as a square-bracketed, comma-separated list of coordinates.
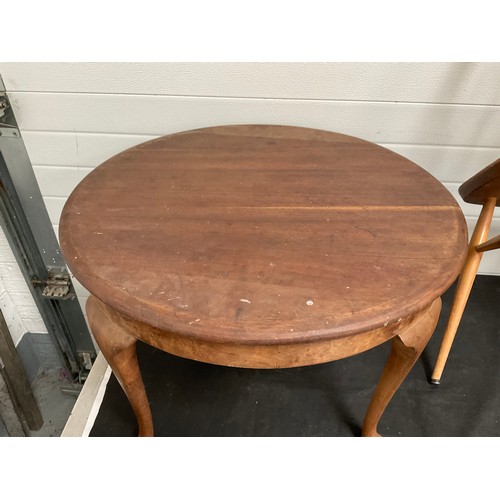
[0, 366, 78, 437]
[28, 366, 79, 437]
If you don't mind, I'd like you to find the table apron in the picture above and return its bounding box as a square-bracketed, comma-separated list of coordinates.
[88, 296, 438, 369]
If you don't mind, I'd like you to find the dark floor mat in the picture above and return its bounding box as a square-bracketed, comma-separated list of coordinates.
[90, 275, 500, 437]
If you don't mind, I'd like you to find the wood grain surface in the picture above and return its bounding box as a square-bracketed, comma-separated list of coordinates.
[59, 125, 468, 345]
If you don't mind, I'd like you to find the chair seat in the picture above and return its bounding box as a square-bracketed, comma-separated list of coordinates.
[459, 158, 500, 204]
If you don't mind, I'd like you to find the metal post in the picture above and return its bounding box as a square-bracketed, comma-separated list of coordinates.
[0, 75, 96, 379]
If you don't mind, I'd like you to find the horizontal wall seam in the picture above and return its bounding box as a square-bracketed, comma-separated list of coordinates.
[19, 132, 500, 151]
[7, 90, 500, 108]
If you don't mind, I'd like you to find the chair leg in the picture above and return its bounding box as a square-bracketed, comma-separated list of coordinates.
[431, 197, 496, 384]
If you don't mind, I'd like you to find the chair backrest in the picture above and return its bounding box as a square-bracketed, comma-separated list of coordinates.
[459, 158, 500, 205]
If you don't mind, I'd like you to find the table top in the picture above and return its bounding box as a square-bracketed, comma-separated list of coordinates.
[60, 125, 467, 345]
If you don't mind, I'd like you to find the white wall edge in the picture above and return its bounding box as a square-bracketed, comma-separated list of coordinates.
[61, 351, 111, 437]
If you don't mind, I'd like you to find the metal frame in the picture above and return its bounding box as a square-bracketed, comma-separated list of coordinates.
[0, 75, 95, 378]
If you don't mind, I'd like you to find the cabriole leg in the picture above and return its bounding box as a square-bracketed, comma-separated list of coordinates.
[362, 298, 442, 437]
[86, 295, 153, 437]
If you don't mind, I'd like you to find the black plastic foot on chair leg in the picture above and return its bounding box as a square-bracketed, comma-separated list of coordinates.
[430, 378, 441, 385]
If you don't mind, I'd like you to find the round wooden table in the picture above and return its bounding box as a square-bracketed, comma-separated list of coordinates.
[60, 125, 467, 436]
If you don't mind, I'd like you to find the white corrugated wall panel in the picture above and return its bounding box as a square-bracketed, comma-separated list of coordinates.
[1, 62, 500, 104]
[9, 93, 500, 147]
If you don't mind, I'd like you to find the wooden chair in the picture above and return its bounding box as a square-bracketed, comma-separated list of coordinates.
[431, 158, 500, 384]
